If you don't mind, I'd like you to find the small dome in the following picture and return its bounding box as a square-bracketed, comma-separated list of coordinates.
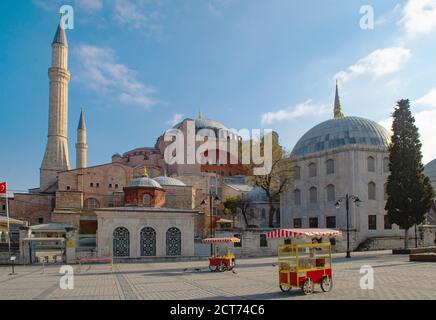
[248, 187, 268, 202]
[292, 116, 391, 157]
[154, 176, 186, 186]
[424, 159, 436, 183]
[130, 177, 162, 188]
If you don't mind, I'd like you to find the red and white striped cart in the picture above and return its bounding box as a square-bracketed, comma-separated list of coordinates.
[266, 229, 342, 295]
[202, 237, 241, 272]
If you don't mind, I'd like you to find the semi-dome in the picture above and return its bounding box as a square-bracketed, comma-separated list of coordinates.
[154, 176, 186, 186]
[424, 159, 436, 182]
[291, 116, 391, 157]
[130, 177, 162, 188]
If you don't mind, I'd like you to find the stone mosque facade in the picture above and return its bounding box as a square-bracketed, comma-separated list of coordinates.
[280, 83, 436, 250]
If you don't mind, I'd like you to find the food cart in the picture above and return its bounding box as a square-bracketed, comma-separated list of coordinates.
[266, 228, 342, 295]
[202, 237, 241, 272]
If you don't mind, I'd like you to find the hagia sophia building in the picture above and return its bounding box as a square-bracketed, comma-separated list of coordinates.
[1, 20, 435, 260]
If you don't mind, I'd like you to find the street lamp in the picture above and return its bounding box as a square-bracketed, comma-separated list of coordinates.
[335, 194, 362, 259]
[201, 195, 221, 255]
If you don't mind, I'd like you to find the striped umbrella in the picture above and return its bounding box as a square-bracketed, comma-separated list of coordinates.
[202, 237, 241, 244]
[266, 228, 342, 239]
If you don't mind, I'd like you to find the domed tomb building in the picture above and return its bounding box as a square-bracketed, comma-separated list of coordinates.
[280, 83, 420, 250]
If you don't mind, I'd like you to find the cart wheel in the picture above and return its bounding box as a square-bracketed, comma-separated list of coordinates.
[279, 284, 292, 292]
[301, 279, 314, 295]
[209, 265, 217, 272]
[321, 276, 333, 292]
[217, 263, 227, 272]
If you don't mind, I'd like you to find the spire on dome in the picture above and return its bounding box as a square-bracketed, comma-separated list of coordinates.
[334, 80, 345, 119]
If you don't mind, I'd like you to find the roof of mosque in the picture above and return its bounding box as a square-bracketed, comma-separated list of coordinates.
[153, 176, 186, 186]
[130, 177, 162, 188]
[424, 159, 436, 182]
[291, 82, 391, 157]
[291, 116, 391, 157]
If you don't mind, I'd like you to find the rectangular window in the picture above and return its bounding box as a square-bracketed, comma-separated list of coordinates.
[38, 217, 44, 224]
[90, 183, 94, 188]
[96, 183, 100, 188]
[2, 205, 5, 211]
[260, 234, 268, 247]
[293, 166, 301, 180]
[309, 217, 319, 228]
[115, 184, 119, 189]
[293, 218, 302, 228]
[66, 186, 71, 191]
[109, 184, 112, 188]
[326, 216, 336, 228]
[384, 215, 392, 230]
[234, 234, 242, 247]
[326, 159, 335, 175]
[368, 215, 377, 230]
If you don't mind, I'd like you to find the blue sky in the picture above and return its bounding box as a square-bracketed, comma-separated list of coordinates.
[1, 0, 436, 192]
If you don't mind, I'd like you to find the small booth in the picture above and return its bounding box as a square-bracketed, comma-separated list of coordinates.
[202, 237, 241, 272]
[266, 228, 341, 295]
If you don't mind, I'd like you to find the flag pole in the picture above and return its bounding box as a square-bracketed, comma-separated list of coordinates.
[5, 182, 11, 260]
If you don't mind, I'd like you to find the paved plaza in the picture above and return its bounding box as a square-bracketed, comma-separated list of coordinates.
[0, 251, 435, 300]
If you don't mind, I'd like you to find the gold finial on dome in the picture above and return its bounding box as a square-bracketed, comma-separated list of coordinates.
[334, 79, 345, 119]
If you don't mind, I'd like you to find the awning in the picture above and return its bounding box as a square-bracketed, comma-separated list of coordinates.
[266, 228, 342, 239]
[202, 237, 241, 244]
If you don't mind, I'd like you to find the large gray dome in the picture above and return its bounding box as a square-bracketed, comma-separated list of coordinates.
[424, 159, 436, 183]
[154, 176, 186, 186]
[130, 177, 162, 188]
[291, 116, 391, 157]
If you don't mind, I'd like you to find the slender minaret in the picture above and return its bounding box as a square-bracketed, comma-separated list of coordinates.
[40, 19, 71, 191]
[76, 109, 88, 169]
[334, 80, 345, 119]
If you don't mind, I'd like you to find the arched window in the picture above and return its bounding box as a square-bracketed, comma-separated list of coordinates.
[140, 227, 156, 257]
[113, 227, 130, 257]
[326, 159, 335, 175]
[143, 194, 151, 206]
[294, 189, 301, 206]
[368, 182, 376, 200]
[308, 163, 317, 178]
[326, 184, 335, 202]
[383, 158, 390, 174]
[368, 156, 376, 173]
[166, 227, 181, 256]
[293, 166, 301, 180]
[84, 198, 100, 210]
[309, 187, 318, 204]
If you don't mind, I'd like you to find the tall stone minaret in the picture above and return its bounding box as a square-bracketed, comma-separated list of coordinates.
[40, 20, 71, 191]
[76, 109, 88, 169]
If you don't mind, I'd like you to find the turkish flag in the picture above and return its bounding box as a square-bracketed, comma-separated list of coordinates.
[0, 182, 6, 194]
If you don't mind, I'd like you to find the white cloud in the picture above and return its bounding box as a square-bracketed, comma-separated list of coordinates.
[335, 47, 412, 82]
[379, 88, 436, 163]
[74, 44, 158, 109]
[400, 0, 436, 37]
[77, 0, 103, 13]
[112, 0, 162, 33]
[167, 114, 184, 126]
[261, 100, 330, 125]
[207, 0, 236, 16]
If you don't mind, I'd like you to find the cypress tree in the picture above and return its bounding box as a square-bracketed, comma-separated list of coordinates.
[385, 99, 434, 249]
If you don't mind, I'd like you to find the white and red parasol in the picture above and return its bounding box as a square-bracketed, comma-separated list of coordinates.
[202, 237, 241, 244]
[266, 228, 341, 239]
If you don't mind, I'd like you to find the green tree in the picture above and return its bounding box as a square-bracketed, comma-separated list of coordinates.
[223, 195, 252, 228]
[385, 99, 435, 249]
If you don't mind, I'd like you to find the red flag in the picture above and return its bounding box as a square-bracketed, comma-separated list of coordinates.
[0, 182, 6, 194]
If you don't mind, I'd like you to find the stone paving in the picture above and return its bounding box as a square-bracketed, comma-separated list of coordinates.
[0, 251, 435, 300]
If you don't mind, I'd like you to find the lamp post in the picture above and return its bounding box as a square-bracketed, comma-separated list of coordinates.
[201, 194, 221, 255]
[335, 194, 362, 258]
